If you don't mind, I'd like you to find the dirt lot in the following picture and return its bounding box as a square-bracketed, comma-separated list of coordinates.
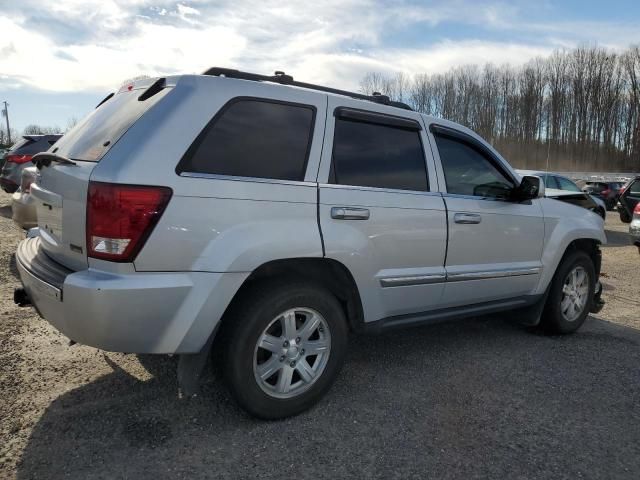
[1, 191, 639, 479]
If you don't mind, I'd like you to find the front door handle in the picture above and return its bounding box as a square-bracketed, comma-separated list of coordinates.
[331, 207, 370, 220]
[454, 213, 481, 224]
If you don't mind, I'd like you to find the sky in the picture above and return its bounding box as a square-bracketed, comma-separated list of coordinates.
[1, 0, 640, 133]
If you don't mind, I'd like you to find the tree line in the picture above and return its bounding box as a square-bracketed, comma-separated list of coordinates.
[0, 118, 78, 149]
[360, 45, 640, 172]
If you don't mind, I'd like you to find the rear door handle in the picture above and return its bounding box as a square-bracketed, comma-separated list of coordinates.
[454, 213, 481, 224]
[331, 207, 370, 220]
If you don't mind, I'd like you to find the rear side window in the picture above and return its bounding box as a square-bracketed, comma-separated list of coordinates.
[330, 117, 428, 191]
[434, 134, 514, 198]
[52, 86, 170, 162]
[178, 99, 315, 181]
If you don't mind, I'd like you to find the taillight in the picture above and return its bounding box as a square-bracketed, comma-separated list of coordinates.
[634, 203, 640, 215]
[6, 154, 33, 164]
[601, 188, 610, 196]
[87, 182, 172, 262]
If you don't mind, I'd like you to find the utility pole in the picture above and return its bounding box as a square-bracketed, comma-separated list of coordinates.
[2, 101, 11, 144]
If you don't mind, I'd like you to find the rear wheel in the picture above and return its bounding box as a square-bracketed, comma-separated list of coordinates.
[223, 281, 348, 419]
[540, 251, 595, 334]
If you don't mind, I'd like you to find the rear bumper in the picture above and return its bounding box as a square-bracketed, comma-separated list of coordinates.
[15, 237, 248, 354]
[11, 191, 37, 229]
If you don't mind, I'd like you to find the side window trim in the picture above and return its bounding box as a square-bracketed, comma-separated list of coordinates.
[334, 107, 422, 131]
[429, 123, 517, 188]
[329, 111, 430, 193]
[175, 96, 317, 180]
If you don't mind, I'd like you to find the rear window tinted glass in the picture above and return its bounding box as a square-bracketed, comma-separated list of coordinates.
[16, 136, 61, 155]
[330, 118, 428, 191]
[179, 99, 315, 181]
[52, 87, 170, 162]
[9, 138, 30, 152]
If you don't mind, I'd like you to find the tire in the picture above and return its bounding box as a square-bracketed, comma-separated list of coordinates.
[540, 250, 595, 334]
[619, 209, 631, 223]
[223, 281, 348, 419]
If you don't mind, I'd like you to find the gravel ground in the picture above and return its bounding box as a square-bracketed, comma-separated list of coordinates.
[0, 191, 639, 479]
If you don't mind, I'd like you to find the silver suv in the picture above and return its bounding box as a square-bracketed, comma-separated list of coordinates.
[14, 68, 606, 419]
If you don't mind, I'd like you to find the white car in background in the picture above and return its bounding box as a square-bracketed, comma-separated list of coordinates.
[517, 170, 606, 219]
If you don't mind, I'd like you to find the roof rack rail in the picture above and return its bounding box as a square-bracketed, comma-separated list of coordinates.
[202, 67, 413, 111]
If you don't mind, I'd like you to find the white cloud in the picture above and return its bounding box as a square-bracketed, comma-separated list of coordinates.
[0, 0, 639, 94]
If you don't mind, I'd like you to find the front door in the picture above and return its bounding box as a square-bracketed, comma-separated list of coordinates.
[621, 178, 640, 216]
[428, 123, 545, 308]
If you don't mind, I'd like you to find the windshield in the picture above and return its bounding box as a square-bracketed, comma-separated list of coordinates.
[51, 86, 170, 162]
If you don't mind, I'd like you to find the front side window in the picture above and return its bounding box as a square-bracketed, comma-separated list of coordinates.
[330, 117, 428, 191]
[434, 134, 514, 198]
[179, 99, 315, 181]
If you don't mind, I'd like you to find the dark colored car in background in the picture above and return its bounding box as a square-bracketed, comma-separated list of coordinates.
[583, 181, 625, 210]
[0, 134, 62, 193]
[617, 176, 640, 223]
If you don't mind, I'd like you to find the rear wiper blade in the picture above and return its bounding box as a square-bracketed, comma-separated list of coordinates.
[32, 152, 77, 168]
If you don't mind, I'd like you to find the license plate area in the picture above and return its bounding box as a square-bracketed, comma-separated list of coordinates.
[31, 183, 64, 245]
[38, 203, 63, 243]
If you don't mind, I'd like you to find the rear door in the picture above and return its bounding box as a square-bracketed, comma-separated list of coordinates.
[428, 123, 544, 308]
[621, 178, 640, 214]
[318, 98, 447, 322]
[31, 79, 171, 270]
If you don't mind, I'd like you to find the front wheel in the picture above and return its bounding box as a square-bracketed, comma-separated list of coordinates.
[223, 282, 348, 419]
[540, 251, 595, 334]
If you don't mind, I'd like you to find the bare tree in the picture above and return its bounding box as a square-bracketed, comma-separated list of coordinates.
[360, 44, 640, 172]
[66, 116, 79, 132]
[23, 124, 62, 135]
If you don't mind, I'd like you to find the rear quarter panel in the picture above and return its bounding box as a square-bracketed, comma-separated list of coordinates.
[90, 75, 327, 273]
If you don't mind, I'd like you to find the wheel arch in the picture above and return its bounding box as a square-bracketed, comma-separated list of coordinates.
[221, 257, 365, 333]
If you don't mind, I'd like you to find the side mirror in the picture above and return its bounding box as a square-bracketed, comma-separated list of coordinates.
[514, 175, 544, 201]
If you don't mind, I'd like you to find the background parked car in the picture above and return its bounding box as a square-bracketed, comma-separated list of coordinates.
[617, 176, 640, 223]
[516, 170, 606, 219]
[630, 203, 640, 245]
[582, 181, 625, 210]
[11, 166, 38, 229]
[0, 134, 61, 193]
[0, 147, 9, 170]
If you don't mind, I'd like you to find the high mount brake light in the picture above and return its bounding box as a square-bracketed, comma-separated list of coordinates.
[86, 182, 172, 262]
